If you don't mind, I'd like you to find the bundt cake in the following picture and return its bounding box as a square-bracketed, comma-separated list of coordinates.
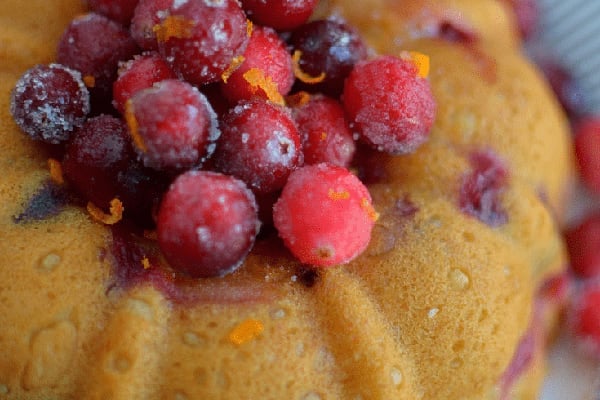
[0, 0, 575, 399]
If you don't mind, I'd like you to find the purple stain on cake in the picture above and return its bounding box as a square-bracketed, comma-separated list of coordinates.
[459, 150, 509, 227]
[13, 180, 75, 223]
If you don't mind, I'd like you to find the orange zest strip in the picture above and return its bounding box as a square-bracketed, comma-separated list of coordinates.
[83, 75, 96, 88]
[87, 198, 124, 225]
[328, 188, 350, 201]
[243, 68, 285, 106]
[221, 55, 245, 83]
[48, 158, 64, 185]
[141, 257, 151, 269]
[228, 319, 264, 345]
[407, 51, 430, 79]
[246, 19, 253, 38]
[124, 99, 147, 153]
[153, 15, 195, 43]
[361, 198, 380, 222]
[320, 131, 328, 141]
[285, 91, 311, 108]
[292, 50, 326, 84]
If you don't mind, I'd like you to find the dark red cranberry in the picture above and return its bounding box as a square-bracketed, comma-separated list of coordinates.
[112, 52, 175, 114]
[574, 117, 600, 194]
[342, 55, 436, 154]
[537, 58, 587, 120]
[292, 95, 355, 167]
[157, 170, 260, 278]
[10, 64, 90, 144]
[241, 0, 318, 31]
[125, 79, 220, 171]
[87, 0, 140, 26]
[220, 25, 294, 104]
[155, 0, 249, 85]
[289, 18, 367, 97]
[565, 213, 600, 279]
[459, 150, 509, 227]
[56, 13, 139, 112]
[212, 99, 303, 194]
[130, 0, 171, 51]
[569, 283, 600, 358]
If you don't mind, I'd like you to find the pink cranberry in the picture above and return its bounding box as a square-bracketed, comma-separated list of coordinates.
[273, 163, 377, 267]
[220, 25, 294, 104]
[241, 0, 318, 31]
[87, 0, 140, 26]
[565, 213, 600, 279]
[574, 117, 600, 194]
[125, 79, 220, 171]
[342, 55, 436, 154]
[157, 170, 260, 278]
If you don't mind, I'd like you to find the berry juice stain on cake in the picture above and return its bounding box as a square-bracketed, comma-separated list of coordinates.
[12, 180, 74, 224]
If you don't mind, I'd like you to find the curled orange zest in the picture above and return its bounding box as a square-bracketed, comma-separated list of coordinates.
[124, 100, 147, 153]
[328, 188, 350, 201]
[285, 91, 311, 108]
[87, 198, 124, 225]
[221, 55, 245, 83]
[407, 51, 430, 79]
[243, 68, 285, 105]
[292, 50, 326, 84]
[153, 15, 195, 43]
[83, 75, 96, 88]
[228, 319, 264, 345]
[361, 198, 380, 222]
[48, 158, 64, 185]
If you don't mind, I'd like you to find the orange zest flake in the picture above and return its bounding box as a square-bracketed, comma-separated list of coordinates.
[320, 131, 328, 141]
[361, 197, 380, 222]
[328, 188, 350, 201]
[221, 55, 245, 83]
[228, 319, 264, 345]
[153, 15, 195, 43]
[246, 19, 253, 38]
[87, 198, 124, 225]
[285, 91, 311, 107]
[143, 230, 158, 240]
[83, 75, 96, 88]
[242, 68, 285, 105]
[124, 100, 147, 153]
[47, 158, 64, 185]
[407, 51, 430, 79]
[141, 257, 151, 269]
[292, 50, 326, 84]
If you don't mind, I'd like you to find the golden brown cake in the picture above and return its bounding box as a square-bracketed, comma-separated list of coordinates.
[0, 0, 574, 399]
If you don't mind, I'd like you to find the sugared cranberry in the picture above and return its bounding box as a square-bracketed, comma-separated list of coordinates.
[212, 99, 303, 194]
[112, 52, 175, 114]
[570, 283, 600, 358]
[154, 0, 249, 85]
[87, 0, 140, 26]
[292, 95, 355, 167]
[241, 0, 318, 31]
[273, 163, 377, 266]
[157, 170, 260, 278]
[130, 0, 171, 51]
[574, 117, 600, 193]
[537, 58, 587, 120]
[10, 64, 90, 144]
[125, 79, 220, 171]
[459, 150, 509, 227]
[565, 213, 600, 279]
[56, 13, 138, 111]
[289, 18, 367, 97]
[342, 55, 436, 154]
[220, 25, 294, 104]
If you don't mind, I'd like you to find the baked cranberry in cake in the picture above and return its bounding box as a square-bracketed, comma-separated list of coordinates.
[87, 0, 140, 26]
[565, 213, 600, 279]
[574, 117, 600, 194]
[130, 0, 171, 51]
[112, 52, 175, 114]
[220, 25, 294, 104]
[157, 170, 260, 278]
[10, 63, 90, 144]
[342, 55, 436, 154]
[292, 94, 355, 167]
[212, 99, 303, 194]
[154, 0, 249, 85]
[273, 163, 377, 266]
[241, 0, 318, 31]
[289, 18, 367, 97]
[124, 79, 220, 171]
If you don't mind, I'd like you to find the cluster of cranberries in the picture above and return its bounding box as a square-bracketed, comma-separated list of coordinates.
[10, 0, 435, 278]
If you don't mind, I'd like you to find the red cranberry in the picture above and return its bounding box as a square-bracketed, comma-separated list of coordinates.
[212, 99, 303, 194]
[241, 0, 318, 31]
[157, 170, 260, 278]
[289, 18, 367, 97]
[343, 55, 436, 154]
[565, 213, 600, 279]
[10, 64, 90, 144]
[155, 0, 249, 85]
[574, 117, 600, 193]
[292, 95, 355, 167]
[273, 163, 377, 266]
[125, 79, 220, 171]
[87, 0, 140, 26]
[220, 25, 294, 104]
[130, 0, 171, 51]
[569, 283, 600, 358]
[112, 52, 175, 114]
